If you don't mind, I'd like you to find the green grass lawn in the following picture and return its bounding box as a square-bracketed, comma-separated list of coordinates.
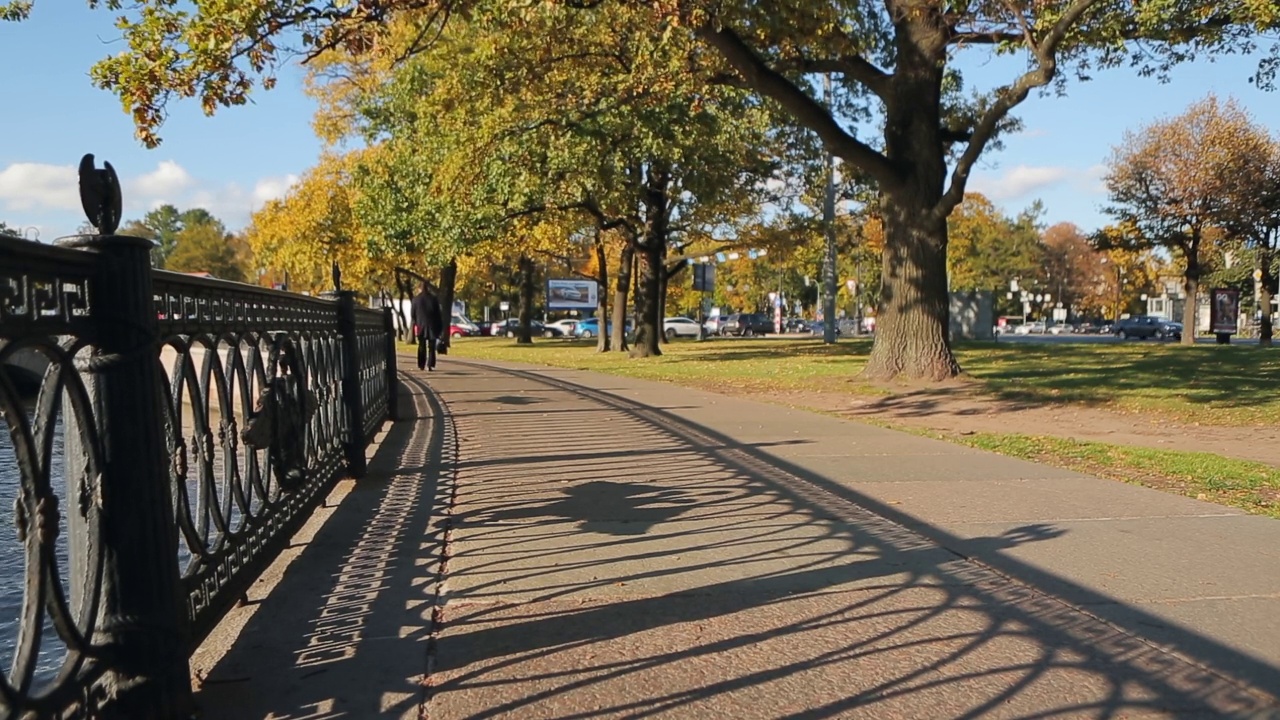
[951, 433, 1280, 518]
[448, 336, 1280, 426]
[443, 335, 1280, 517]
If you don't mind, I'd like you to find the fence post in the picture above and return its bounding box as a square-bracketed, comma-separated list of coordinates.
[384, 306, 399, 421]
[331, 290, 368, 478]
[57, 232, 194, 718]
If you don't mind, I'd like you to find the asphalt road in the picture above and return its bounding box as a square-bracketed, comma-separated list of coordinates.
[696, 331, 1267, 346]
[991, 332, 1264, 345]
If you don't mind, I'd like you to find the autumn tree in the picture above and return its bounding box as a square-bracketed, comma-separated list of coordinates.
[340, 4, 779, 358]
[947, 194, 1044, 311]
[116, 204, 217, 267]
[28, 0, 1280, 377]
[165, 216, 250, 282]
[1218, 135, 1280, 345]
[1101, 96, 1270, 344]
[248, 152, 387, 294]
[1041, 222, 1108, 319]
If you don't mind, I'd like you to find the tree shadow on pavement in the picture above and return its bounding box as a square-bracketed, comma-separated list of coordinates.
[426, 361, 1280, 720]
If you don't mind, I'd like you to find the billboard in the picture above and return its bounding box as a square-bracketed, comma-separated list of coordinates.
[1210, 288, 1239, 334]
[547, 279, 598, 310]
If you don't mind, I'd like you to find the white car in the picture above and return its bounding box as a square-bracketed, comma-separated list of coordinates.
[545, 319, 579, 336]
[663, 316, 701, 340]
[1015, 321, 1046, 335]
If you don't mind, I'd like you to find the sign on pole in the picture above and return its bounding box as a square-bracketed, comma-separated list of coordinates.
[1209, 287, 1239, 335]
[546, 279, 599, 310]
[693, 264, 716, 292]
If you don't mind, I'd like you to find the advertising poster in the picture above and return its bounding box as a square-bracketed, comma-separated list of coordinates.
[547, 279, 598, 310]
[1210, 288, 1239, 334]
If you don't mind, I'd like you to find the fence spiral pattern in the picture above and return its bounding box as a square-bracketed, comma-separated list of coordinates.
[0, 233, 394, 718]
[0, 238, 111, 717]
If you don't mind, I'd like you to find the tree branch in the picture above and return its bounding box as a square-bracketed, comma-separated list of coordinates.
[694, 21, 902, 190]
[797, 56, 891, 100]
[937, 0, 1105, 218]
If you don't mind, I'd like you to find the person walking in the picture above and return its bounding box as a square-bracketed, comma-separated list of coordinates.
[411, 279, 444, 371]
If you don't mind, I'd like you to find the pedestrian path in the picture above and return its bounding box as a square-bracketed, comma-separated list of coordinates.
[190, 359, 1280, 719]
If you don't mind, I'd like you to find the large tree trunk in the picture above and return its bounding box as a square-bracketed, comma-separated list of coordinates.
[595, 238, 611, 352]
[863, 193, 958, 380]
[632, 241, 664, 357]
[438, 257, 458, 351]
[658, 260, 670, 344]
[517, 255, 535, 345]
[611, 243, 633, 352]
[1181, 237, 1201, 346]
[862, 40, 960, 382]
[631, 166, 671, 358]
[1260, 250, 1274, 347]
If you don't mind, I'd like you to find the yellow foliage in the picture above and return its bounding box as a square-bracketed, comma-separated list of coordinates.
[247, 152, 393, 294]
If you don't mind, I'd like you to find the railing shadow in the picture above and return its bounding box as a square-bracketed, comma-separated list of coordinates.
[190, 372, 450, 719]
[429, 361, 1280, 719]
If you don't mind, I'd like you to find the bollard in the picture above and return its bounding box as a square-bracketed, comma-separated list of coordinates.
[57, 231, 194, 719]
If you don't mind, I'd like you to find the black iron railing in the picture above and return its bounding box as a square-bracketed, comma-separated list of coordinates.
[0, 158, 397, 719]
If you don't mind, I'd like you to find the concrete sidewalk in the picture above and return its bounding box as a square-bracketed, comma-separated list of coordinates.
[192, 358, 1280, 719]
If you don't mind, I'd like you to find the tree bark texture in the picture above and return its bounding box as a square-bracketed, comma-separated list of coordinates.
[1260, 250, 1274, 347]
[631, 241, 664, 358]
[438, 257, 458, 350]
[517, 255, 535, 344]
[611, 243, 633, 352]
[863, 192, 959, 381]
[595, 239, 611, 352]
[859, 24, 962, 381]
[631, 165, 671, 358]
[1180, 233, 1201, 346]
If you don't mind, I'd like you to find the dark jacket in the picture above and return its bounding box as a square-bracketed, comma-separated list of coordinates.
[411, 291, 444, 339]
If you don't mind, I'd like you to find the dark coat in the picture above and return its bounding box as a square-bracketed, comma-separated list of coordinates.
[411, 291, 444, 339]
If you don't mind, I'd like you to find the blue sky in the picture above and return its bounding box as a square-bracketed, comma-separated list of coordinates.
[1, 3, 1278, 241]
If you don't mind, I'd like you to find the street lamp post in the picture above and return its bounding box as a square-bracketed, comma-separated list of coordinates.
[821, 73, 838, 345]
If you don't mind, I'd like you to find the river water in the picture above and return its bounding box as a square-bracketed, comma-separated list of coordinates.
[0, 407, 69, 687]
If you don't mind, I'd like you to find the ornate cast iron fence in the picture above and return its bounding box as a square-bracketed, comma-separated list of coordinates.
[0, 155, 396, 719]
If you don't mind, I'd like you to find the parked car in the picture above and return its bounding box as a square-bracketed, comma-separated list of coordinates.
[545, 318, 580, 337]
[1159, 320, 1184, 340]
[449, 314, 481, 338]
[703, 316, 729, 336]
[573, 317, 632, 339]
[720, 312, 774, 336]
[662, 316, 701, 340]
[1014, 321, 1047, 335]
[491, 319, 562, 338]
[808, 319, 839, 335]
[1113, 315, 1180, 340]
[782, 317, 809, 334]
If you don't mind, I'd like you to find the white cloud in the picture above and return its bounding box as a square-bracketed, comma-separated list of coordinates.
[0, 159, 301, 234]
[252, 175, 300, 206]
[0, 162, 79, 212]
[970, 165, 1072, 201]
[128, 160, 195, 199]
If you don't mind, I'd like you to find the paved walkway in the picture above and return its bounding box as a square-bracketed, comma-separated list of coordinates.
[190, 359, 1280, 719]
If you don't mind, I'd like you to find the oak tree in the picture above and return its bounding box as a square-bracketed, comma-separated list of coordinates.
[1102, 96, 1270, 344]
[28, 0, 1279, 377]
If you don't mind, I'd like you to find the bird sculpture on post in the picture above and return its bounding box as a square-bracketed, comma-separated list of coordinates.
[77, 153, 122, 236]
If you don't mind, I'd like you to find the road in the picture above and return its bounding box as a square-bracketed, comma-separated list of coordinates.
[992, 332, 1264, 345]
